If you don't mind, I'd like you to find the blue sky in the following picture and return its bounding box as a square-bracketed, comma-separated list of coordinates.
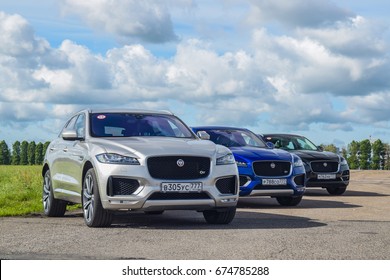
[1, 0, 390, 148]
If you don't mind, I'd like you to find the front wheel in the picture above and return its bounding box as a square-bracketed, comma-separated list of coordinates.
[276, 196, 303, 206]
[42, 169, 66, 217]
[326, 186, 346, 195]
[203, 207, 236, 224]
[82, 168, 113, 227]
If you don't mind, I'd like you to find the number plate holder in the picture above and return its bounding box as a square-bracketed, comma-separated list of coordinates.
[161, 182, 203, 193]
[262, 178, 287, 185]
[317, 174, 336, 180]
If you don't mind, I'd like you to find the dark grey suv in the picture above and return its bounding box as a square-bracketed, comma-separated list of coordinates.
[262, 134, 350, 195]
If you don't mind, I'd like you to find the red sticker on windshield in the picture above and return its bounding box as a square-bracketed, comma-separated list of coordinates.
[97, 115, 106, 120]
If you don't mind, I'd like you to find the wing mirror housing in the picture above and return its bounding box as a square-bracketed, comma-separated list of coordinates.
[62, 129, 82, 141]
[197, 131, 210, 140]
[266, 142, 275, 149]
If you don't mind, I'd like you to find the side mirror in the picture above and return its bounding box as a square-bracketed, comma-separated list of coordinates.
[317, 146, 324, 152]
[266, 142, 275, 149]
[197, 131, 210, 140]
[62, 129, 80, 141]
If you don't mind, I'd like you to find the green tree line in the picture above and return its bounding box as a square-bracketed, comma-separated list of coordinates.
[0, 140, 50, 165]
[321, 139, 390, 170]
[1, 138, 390, 169]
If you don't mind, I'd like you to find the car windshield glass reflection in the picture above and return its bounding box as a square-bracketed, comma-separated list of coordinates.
[271, 136, 318, 151]
[206, 130, 267, 148]
[90, 113, 194, 138]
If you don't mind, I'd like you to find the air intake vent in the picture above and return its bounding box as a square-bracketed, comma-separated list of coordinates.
[107, 177, 139, 196]
[216, 176, 237, 194]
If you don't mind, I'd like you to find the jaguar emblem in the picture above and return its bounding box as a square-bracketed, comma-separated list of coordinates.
[177, 159, 185, 167]
[270, 163, 276, 169]
[323, 162, 328, 167]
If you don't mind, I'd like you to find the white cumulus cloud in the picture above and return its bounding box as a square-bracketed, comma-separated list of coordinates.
[62, 0, 178, 43]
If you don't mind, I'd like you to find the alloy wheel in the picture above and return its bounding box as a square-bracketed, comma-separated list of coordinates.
[83, 173, 95, 223]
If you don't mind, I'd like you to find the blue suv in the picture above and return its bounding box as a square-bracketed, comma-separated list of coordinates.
[192, 127, 306, 206]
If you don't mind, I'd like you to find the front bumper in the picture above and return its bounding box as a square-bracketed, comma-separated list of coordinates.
[238, 165, 306, 197]
[305, 166, 350, 188]
[94, 161, 239, 211]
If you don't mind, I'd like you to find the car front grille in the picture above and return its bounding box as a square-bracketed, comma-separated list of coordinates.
[107, 177, 140, 196]
[215, 176, 237, 195]
[252, 161, 291, 176]
[147, 156, 210, 180]
[147, 192, 211, 200]
[310, 161, 339, 172]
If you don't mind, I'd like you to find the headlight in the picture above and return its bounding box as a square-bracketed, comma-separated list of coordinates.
[340, 157, 348, 166]
[216, 153, 235, 165]
[293, 157, 304, 167]
[236, 161, 248, 167]
[96, 153, 140, 165]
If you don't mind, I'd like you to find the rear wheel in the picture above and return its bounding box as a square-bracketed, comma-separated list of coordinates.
[42, 170, 67, 217]
[203, 207, 236, 224]
[82, 168, 113, 227]
[276, 196, 303, 206]
[326, 186, 346, 195]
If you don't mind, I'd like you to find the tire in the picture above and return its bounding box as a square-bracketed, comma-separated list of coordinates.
[276, 196, 303, 206]
[82, 168, 113, 227]
[203, 207, 236, 224]
[42, 170, 67, 217]
[326, 186, 346, 195]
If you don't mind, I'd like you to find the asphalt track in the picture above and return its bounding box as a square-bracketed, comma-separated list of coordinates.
[0, 170, 389, 260]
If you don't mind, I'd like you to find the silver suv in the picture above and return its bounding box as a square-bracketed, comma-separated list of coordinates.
[42, 109, 239, 227]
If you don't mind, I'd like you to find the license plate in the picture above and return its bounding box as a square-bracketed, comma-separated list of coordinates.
[262, 179, 287, 185]
[161, 182, 203, 192]
[317, 174, 336, 180]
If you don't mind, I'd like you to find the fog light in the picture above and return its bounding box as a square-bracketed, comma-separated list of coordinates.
[221, 198, 237, 203]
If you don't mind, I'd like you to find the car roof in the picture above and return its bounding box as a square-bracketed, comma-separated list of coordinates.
[262, 133, 304, 138]
[77, 108, 174, 116]
[192, 126, 251, 131]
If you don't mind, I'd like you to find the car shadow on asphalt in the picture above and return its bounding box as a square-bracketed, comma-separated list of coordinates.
[104, 210, 327, 230]
[304, 189, 389, 197]
[237, 197, 361, 209]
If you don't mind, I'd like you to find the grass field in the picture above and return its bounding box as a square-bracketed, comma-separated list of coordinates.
[0, 165, 43, 216]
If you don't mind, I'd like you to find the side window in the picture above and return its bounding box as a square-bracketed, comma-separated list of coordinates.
[65, 116, 78, 129]
[59, 115, 78, 136]
[75, 114, 85, 138]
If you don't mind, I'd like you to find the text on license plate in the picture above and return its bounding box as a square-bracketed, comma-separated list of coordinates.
[262, 179, 287, 185]
[317, 174, 336, 180]
[161, 182, 203, 192]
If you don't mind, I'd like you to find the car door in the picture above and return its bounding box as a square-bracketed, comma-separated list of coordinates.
[49, 115, 78, 200]
[59, 113, 88, 203]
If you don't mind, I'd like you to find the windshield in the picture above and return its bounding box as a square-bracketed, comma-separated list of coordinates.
[90, 113, 194, 138]
[264, 135, 318, 151]
[203, 129, 267, 148]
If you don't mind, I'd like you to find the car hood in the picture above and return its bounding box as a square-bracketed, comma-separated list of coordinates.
[230, 146, 293, 162]
[88, 137, 222, 158]
[291, 150, 340, 162]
